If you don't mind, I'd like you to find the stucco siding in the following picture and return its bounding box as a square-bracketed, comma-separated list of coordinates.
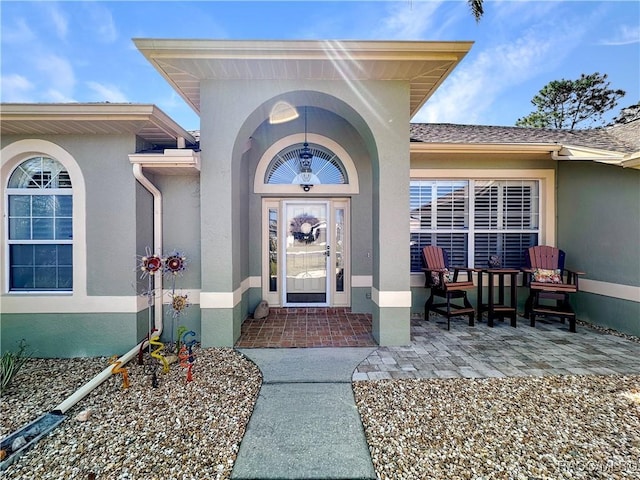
[557, 161, 640, 334]
[557, 161, 640, 286]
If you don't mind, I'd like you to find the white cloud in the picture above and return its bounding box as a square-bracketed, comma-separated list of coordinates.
[84, 3, 118, 43]
[34, 54, 76, 101]
[45, 3, 69, 40]
[415, 30, 570, 124]
[599, 25, 640, 46]
[414, 3, 595, 124]
[45, 88, 76, 103]
[377, 1, 443, 39]
[86, 81, 128, 102]
[0, 17, 36, 44]
[0, 74, 35, 102]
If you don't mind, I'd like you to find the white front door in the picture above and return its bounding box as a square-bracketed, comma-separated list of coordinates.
[283, 201, 329, 305]
[262, 199, 350, 307]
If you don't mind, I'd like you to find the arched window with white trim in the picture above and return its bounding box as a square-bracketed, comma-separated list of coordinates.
[265, 142, 348, 185]
[6, 157, 73, 291]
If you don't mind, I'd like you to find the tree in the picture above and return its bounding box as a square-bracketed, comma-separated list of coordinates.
[611, 102, 640, 125]
[516, 73, 626, 130]
[468, 0, 484, 22]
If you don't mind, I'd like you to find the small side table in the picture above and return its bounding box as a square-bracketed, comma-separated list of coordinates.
[477, 269, 519, 327]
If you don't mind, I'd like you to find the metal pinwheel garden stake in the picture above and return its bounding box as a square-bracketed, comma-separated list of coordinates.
[136, 248, 191, 383]
[137, 248, 163, 369]
[163, 251, 188, 350]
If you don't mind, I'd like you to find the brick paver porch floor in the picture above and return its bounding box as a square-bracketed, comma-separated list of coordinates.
[235, 307, 377, 348]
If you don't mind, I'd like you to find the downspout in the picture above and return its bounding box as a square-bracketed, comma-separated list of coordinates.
[52, 164, 163, 414]
[132, 162, 164, 340]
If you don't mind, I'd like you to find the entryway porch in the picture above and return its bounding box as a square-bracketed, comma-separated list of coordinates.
[235, 307, 376, 348]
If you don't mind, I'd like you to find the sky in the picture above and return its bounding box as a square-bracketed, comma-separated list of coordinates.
[1, 1, 638, 131]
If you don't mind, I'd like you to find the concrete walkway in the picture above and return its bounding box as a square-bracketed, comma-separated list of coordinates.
[232, 348, 377, 480]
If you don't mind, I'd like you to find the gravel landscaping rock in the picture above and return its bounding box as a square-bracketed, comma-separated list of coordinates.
[4, 345, 640, 479]
[354, 374, 640, 480]
[2, 348, 261, 480]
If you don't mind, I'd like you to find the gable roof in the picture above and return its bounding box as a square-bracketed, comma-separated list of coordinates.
[134, 39, 473, 118]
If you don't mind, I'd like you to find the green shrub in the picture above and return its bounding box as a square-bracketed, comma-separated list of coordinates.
[1, 340, 32, 395]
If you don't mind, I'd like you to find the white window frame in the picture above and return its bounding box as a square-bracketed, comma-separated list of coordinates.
[6, 167, 74, 292]
[254, 134, 359, 195]
[1, 140, 95, 313]
[409, 168, 555, 286]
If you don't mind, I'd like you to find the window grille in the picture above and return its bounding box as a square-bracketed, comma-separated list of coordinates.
[6, 157, 73, 291]
[265, 143, 347, 185]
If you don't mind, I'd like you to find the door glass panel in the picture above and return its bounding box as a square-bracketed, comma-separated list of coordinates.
[285, 202, 328, 304]
[335, 208, 345, 292]
[268, 208, 278, 292]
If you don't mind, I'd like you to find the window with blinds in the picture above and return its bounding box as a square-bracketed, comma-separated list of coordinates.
[410, 179, 539, 272]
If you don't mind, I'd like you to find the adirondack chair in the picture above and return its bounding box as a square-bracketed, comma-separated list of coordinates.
[422, 246, 475, 330]
[522, 245, 584, 333]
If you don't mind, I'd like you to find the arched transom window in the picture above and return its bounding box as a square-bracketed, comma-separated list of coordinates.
[265, 143, 348, 185]
[6, 157, 73, 291]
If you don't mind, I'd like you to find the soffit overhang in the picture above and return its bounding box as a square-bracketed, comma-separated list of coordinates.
[133, 39, 473, 118]
[552, 144, 639, 169]
[0, 103, 196, 147]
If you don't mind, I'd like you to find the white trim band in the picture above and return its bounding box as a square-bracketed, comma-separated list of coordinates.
[199, 276, 261, 309]
[1, 295, 141, 314]
[372, 287, 412, 308]
[580, 279, 640, 303]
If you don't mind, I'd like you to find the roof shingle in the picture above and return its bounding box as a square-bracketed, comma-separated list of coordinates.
[410, 121, 639, 154]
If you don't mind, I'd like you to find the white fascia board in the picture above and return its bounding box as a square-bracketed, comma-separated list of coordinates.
[129, 149, 201, 171]
[622, 152, 640, 169]
[551, 145, 625, 164]
[410, 143, 562, 155]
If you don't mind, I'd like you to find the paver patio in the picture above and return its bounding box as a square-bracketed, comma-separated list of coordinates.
[237, 308, 640, 380]
[354, 315, 640, 380]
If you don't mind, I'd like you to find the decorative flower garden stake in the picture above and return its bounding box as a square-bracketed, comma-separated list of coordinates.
[150, 336, 169, 374]
[163, 250, 189, 350]
[176, 325, 188, 353]
[178, 345, 193, 383]
[136, 247, 163, 367]
[163, 251, 187, 279]
[109, 355, 130, 389]
[179, 330, 197, 383]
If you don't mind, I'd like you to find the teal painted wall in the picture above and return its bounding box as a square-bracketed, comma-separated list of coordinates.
[557, 161, 640, 335]
[160, 306, 202, 345]
[1, 313, 138, 358]
[575, 293, 640, 336]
